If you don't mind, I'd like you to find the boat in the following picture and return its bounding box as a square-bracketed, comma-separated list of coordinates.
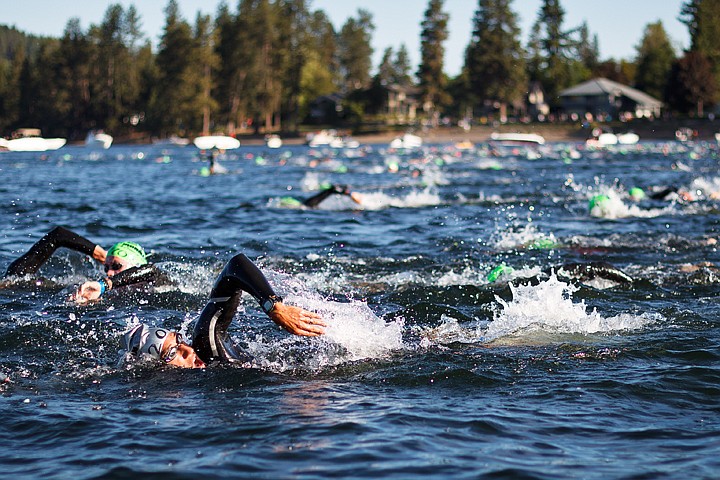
[193, 135, 240, 150]
[390, 133, 423, 149]
[489, 132, 545, 146]
[306, 129, 339, 147]
[0, 129, 66, 152]
[85, 130, 113, 149]
[616, 132, 640, 145]
[265, 134, 282, 149]
[585, 127, 618, 147]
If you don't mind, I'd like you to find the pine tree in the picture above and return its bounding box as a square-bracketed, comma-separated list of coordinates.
[530, 0, 574, 108]
[337, 9, 374, 91]
[152, 0, 197, 135]
[417, 0, 449, 123]
[464, 0, 527, 122]
[634, 21, 676, 101]
[680, 0, 720, 86]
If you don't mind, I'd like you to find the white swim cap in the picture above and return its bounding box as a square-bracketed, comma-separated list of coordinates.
[121, 324, 170, 361]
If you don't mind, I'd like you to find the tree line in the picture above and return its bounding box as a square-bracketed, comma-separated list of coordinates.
[0, 0, 717, 141]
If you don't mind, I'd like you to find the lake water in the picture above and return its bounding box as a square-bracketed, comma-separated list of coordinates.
[1, 138, 719, 479]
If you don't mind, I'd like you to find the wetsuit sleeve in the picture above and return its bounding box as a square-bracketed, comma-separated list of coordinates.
[303, 185, 348, 208]
[191, 254, 279, 364]
[108, 263, 170, 289]
[6, 226, 99, 276]
[550, 262, 633, 284]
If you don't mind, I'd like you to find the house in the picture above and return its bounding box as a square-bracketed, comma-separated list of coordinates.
[383, 84, 421, 124]
[559, 77, 662, 120]
[307, 93, 344, 124]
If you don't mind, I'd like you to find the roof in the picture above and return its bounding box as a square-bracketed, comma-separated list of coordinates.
[559, 77, 662, 107]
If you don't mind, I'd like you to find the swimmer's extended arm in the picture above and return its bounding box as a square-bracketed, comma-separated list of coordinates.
[73, 264, 168, 302]
[6, 226, 106, 277]
[302, 185, 358, 208]
[191, 254, 325, 363]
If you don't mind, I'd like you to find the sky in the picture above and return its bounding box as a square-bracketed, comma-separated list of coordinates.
[2, 0, 690, 77]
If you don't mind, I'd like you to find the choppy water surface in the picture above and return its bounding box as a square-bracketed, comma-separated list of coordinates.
[1, 139, 720, 479]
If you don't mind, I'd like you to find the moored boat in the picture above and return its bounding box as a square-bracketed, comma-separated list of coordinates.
[489, 132, 545, 146]
[0, 129, 66, 152]
[85, 130, 113, 149]
[390, 133, 423, 149]
[193, 135, 240, 150]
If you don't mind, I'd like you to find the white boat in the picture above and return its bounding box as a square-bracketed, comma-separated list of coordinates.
[0, 129, 66, 152]
[390, 133, 423, 149]
[193, 135, 240, 150]
[86, 131, 113, 149]
[306, 130, 339, 147]
[616, 132, 639, 145]
[265, 134, 282, 149]
[489, 132, 545, 146]
[586, 131, 618, 147]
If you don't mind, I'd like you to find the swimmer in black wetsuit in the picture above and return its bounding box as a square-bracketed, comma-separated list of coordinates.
[278, 184, 362, 209]
[120, 253, 325, 368]
[5, 226, 168, 302]
[488, 261, 634, 287]
[302, 184, 361, 208]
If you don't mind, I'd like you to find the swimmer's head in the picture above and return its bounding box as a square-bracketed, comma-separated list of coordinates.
[105, 241, 147, 275]
[588, 194, 610, 212]
[629, 187, 645, 201]
[487, 264, 514, 283]
[121, 324, 170, 361]
[120, 324, 205, 368]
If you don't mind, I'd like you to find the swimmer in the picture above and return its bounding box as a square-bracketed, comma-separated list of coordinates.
[487, 261, 633, 286]
[5, 226, 168, 302]
[120, 253, 326, 368]
[281, 184, 362, 208]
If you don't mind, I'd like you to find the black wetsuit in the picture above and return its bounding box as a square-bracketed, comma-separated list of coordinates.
[6, 226, 98, 276]
[544, 262, 633, 285]
[303, 185, 353, 208]
[191, 254, 282, 364]
[5, 226, 168, 290]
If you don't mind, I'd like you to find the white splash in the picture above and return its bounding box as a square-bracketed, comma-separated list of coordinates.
[420, 274, 656, 346]
[487, 273, 654, 340]
[357, 188, 441, 211]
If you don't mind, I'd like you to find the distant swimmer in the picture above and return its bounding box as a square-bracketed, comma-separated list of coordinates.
[280, 184, 362, 208]
[119, 253, 325, 368]
[5, 226, 169, 303]
[487, 261, 633, 287]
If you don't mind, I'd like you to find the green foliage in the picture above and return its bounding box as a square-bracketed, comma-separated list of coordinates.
[1, 0, 715, 137]
[464, 0, 527, 119]
[417, 0, 450, 118]
[634, 21, 676, 101]
[337, 9, 374, 91]
[666, 50, 717, 115]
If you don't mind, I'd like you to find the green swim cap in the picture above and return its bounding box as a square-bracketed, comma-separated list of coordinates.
[487, 264, 514, 282]
[588, 194, 610, 211]
[529, 238, 557, 250]
[629, 187, 645, 200]
[279, 196, 302, 207]
[107, 242, 147, 267]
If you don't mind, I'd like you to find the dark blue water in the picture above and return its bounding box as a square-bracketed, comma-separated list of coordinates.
[1, 139, 720, 479]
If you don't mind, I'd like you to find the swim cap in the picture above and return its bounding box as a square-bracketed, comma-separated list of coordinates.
[588, 194, 610, 211]
[487, 264, 514, 282]
[629, 187, 645, 200]
[106, 242, 147, 267]
[121, 324, 170, 361]
[529, 238, 557, 250]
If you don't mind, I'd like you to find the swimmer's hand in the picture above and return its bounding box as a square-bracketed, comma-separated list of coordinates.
[268, 303, 326, 336]
[71, 281, 103, 303]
